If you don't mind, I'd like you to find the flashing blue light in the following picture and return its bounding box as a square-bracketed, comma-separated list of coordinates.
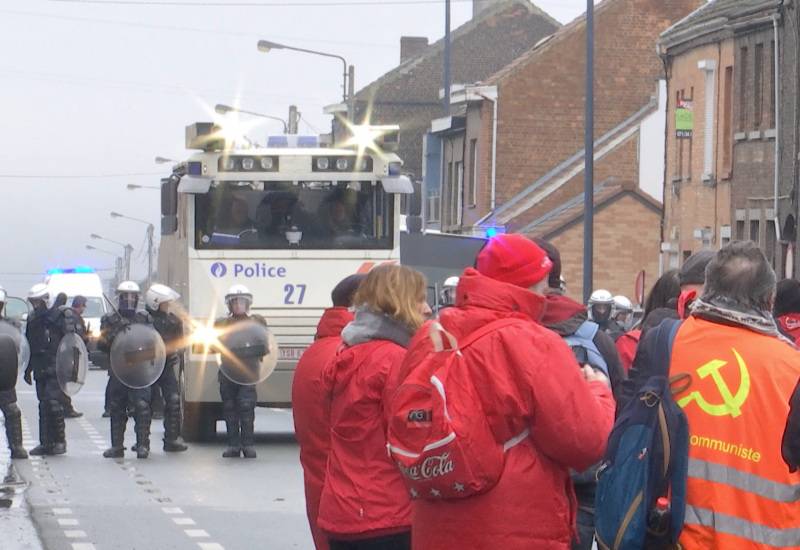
[296, 136, 318, 148]
[268, 136, 289, 148]
[485, 227, 499, 238]
[47, 267, 95, 275]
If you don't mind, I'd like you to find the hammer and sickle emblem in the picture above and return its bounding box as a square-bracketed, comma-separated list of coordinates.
[677, 349, 750, 417]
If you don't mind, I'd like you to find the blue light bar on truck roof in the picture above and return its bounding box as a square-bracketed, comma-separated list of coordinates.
[47, 267, 96, 275]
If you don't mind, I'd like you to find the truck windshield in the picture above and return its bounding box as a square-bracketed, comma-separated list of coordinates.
[194, 180, 394, 250]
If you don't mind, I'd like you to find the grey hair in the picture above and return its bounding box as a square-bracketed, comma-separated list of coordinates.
[699, 241, 776, 312]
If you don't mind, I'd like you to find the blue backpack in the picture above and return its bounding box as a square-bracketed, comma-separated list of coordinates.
[563, 320, 609, 376]
[594, 318, 690, 550]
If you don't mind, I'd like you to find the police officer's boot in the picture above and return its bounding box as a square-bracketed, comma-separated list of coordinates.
[134, 400, 151, 459]
[103, 404, 127, 458]
[163, 395, 187, 452]
[29, 402, 53, 456]
[222, 400, 240, 458]
[3, 404, 28, 459]
[239, 401, 256, 459]
[47, 400, 67, 455]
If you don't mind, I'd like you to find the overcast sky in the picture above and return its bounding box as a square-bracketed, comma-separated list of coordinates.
[0, 0, 597, 297]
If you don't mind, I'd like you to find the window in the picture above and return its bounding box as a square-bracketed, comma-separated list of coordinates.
[736, 220, 745, 240]
[467, 139, 478, 208]
[194, 181, 393, 250]
[769, 40, 776, 129]
[427, 194, 441, 223]
[750, 219, 760, 244]
[739, 46, 748, 132]
[723, 67, 733, 171]
[754, 42, 763, 130]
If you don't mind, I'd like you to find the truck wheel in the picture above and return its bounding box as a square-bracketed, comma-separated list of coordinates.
[182, 402, 217, 442]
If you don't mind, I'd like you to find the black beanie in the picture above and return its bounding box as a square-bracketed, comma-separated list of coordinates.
[775, 279, 800, 317]
[531, 237, 561, 290]
[331, 274, 365, 307]
[679, 250, 716, 286]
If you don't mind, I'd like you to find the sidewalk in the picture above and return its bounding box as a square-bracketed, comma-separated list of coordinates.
[1, 451, 44, 549]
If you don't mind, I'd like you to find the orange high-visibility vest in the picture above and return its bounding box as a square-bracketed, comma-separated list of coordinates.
[670, 316, 800, 549]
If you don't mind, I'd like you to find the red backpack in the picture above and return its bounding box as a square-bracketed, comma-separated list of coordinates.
[387, 318, 530, 500]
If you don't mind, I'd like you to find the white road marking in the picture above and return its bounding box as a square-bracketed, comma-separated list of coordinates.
[173, 517, 197, 525]
[185, 529, 210, 538]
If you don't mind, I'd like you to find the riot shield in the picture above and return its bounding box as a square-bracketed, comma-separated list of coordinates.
[0, 319, 29, 374]
[217, 321, 278, 385]
[56, 332, 89, 396]
[109, 324, 167, 389]
[0, 334, 17, 391]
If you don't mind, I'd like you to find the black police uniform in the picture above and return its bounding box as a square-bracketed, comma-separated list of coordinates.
[98, 309, 153, 459]
[48, 305, 84, 418]
[215, 313, 267, 458]
[149, 307, 187, 452]
[25, 301, 67, 456]
[0, 317, 27, 459]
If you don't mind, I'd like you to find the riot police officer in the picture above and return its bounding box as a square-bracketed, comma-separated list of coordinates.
[0, 285, 27, 459]
[48, 292, 84, 418]
[99, 281, 154, 459]
[145, 284, 188, 453]
[216, 284, 265, 458]
[588, 289, 625, 341]
[24, 283, 67, 456]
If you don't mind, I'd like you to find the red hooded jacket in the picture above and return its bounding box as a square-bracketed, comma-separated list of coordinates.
[317, 338, 412, 539]
[393, 269, 615, 550]
[292, 307, 353, 550]
[778, 313, 800, 346]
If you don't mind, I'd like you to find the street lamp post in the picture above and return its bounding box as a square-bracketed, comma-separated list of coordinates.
[89, 234, 133, 280]
[127, 184, 160, 191]
[110, 212, 155, 290]
[257, 39, 354, 122]
[215, 104, 289, 134]
[155, 157, 179, 165]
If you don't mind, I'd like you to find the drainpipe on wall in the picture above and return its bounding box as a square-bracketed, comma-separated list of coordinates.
[773, 13, 782, 243]
[477, 92, 498, 210]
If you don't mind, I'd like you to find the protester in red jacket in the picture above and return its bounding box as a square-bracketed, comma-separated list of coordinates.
[395, 235, 615, 550]
[318, 265, 431, 550]
[293, 274, 364, 550]
[774, 278, 800, 345]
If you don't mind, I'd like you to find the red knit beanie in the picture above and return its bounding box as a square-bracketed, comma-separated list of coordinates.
[476, 234, 553, 288]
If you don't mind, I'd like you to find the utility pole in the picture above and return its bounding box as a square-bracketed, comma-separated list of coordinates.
[443, 0, 452, 116]
[583, 0, 595, 304]
[123, 244, 133, 281]
[288, 105, 298, 134]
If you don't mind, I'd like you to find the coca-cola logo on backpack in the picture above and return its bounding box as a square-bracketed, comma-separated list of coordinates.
[387, 319, 530, 500]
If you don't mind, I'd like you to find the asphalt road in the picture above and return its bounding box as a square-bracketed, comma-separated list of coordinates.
[1, 369, 314, 550]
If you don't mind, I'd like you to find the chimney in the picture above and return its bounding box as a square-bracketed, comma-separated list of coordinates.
[473, 0, 503, 18]
[400, 36, 429, 64]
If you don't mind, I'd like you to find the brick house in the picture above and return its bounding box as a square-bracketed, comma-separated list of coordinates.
[353, 0, 560, 182]
[659, 0, 784, 273]
[426, 0, 703, 300]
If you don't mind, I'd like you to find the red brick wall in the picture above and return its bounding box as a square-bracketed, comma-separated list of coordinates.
[551, 193, 662, 302]
[483, 0, 703, 229]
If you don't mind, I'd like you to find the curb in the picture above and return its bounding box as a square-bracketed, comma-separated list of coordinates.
[0, 458, 44, 550]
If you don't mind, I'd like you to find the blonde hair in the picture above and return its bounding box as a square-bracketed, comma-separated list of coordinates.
[353, 264, 428, 330]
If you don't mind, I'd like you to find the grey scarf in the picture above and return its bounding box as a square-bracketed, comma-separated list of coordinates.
[341, 307, 413, 348]
[691, 298, 797, 348]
